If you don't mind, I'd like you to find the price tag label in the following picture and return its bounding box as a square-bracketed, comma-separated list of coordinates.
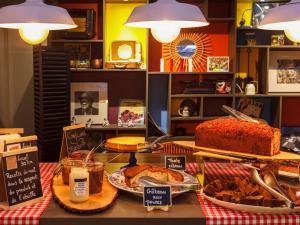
[143, 186, 172, 207]
[165, 155, 186, 170]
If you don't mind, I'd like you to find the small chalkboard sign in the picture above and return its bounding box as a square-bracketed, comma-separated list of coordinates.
[165, 155, 186, 171]
[0, 146, 43, 209]
[60, 124, 87, 160]
[143, 186, 172, 207]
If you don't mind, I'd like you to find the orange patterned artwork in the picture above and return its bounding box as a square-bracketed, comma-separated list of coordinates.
[162, 33, 212, 72]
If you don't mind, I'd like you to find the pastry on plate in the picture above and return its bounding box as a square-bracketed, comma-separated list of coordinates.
[124, 165, 184, 187]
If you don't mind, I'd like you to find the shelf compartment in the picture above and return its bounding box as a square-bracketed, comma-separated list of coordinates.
[203, 97, 233, 117]
[282, 97, 300, 127]
[235, 97, 281, 127]
[171, 73, 234, 95]
[171, 121, 200, 137]
[104, 1, 147, 68]
[171, 98, 201, 118]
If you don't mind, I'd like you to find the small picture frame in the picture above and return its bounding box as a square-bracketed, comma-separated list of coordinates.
[71, 82, 108, 125]
[207, 56, 229, 72]
[271, 35, 285, 46]
[268, 51, 300, 93]
[118, 99, 145, 126]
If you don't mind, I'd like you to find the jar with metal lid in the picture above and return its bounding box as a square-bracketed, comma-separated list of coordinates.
[69, 167, 89, 202]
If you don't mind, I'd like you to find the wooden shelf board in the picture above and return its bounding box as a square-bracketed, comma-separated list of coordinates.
[236, 26, 259, 30]
[70, 68, 147, 72]
[171, 94, 234, 98]
[51, 39, 104, 43]
[236, 94, 280, 98]
[236, 45, 269, 48]
[171, 116, 220, 121]
[171, 72, 234, 75]
[86, 124, 147, 131]
[208, 17, 235, 22]
[237, 45, 300, 49]
[148, 72, 170, 75]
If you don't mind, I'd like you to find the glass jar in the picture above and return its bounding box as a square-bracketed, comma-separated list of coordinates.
[62, 159, 83, 185]
[87, 162, 104, 194]
[69, 167, 89, 202]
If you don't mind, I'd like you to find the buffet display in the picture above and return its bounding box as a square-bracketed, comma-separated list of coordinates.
[1, 106, 300, 216]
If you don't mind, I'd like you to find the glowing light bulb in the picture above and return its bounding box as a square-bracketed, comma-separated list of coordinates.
[18, 24, 49, 45]
[284, 27, 300, 43]
[150, 23, 181, 43]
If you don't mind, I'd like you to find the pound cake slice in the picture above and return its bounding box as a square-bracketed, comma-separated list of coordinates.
[124, 165, 184, 187]
[195, 118, 281, 156]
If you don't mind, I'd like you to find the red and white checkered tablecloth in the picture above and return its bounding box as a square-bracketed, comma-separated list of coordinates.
[196, 163, 300, 225]
[0, 163, 57, 225]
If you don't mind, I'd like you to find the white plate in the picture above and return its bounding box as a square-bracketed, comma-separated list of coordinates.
[108, 168, 197, 197]
[203, 193, 300, 214]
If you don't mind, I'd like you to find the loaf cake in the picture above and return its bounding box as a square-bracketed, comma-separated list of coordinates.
[106, 136, 147, 151]
[195, 118, 281, 156]
[124, 165, 184, 187]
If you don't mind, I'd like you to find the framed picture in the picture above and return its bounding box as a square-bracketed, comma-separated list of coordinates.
[268, 51, 300, 93]
[238, 98, 264, 118]
[60, 9, 96, 39]
[118, 99, 145, 126]
[71, 82, 108, 124]
[207, 56, 229, 72]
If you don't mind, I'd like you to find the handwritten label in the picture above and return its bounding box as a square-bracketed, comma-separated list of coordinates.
[143, 186, 172, 207]
[165, 156, 186, 170]
[65, 128, 87, 154]
[2, 151, 43, 206]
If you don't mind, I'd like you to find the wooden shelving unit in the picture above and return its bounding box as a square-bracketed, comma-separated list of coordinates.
[34, 0, 300, 160]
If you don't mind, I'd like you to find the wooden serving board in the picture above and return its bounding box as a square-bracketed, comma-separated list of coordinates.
[52, 175, 118, 214]
[173, 141, 300, 161]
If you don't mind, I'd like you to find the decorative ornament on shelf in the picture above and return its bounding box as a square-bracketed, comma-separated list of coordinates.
[125, 0, 209, 44]
[117, 117, 123, 127]
[0, 0, 76, 45]
[162, 33, 212, 72]
[103, 118, 110, 127]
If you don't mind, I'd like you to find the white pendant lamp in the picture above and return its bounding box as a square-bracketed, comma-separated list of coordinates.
[0, 0, 77, 45]
[258, 0, 300, 43]
[125, 0, 209, 43]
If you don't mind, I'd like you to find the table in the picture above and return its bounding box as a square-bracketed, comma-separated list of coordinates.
[41, 192, 205, 225]
[41, 153, 205, 225]
[2, 153, 300, 225]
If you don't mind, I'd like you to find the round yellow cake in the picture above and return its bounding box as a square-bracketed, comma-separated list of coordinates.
[106, 136, 147, 151]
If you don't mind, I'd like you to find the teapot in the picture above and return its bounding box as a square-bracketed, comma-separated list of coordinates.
[178, 106, 190, 117]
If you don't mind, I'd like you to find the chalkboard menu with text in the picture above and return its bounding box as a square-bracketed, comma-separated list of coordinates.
[0, 147, 43, 208]
[60, 124, 87, 160]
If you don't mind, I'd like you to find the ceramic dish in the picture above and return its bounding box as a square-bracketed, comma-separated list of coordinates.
[203, 193, 300, 214]
[108, 168, 197, 197]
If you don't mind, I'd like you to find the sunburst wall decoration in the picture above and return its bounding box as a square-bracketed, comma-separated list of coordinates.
[162, 32, 213, 72]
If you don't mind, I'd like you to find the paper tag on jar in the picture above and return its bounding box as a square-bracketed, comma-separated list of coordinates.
[74, 178, 88, 196]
